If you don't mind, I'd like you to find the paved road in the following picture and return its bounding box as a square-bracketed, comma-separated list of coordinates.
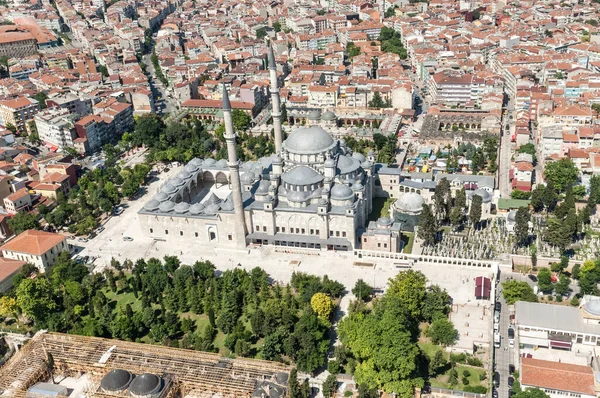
[496, 273, 513, 398]
[498, 107, 513, 198]
[141, 53, 177, 115]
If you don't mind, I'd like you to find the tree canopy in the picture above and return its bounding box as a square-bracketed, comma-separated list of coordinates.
[501, 280, 538, 305]
[544, 158, 578, 192]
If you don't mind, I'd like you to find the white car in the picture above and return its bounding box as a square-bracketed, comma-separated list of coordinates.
[123, 236, 133, 242]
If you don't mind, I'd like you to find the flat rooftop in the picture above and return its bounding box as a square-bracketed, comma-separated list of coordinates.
[515, 301, 600, 336]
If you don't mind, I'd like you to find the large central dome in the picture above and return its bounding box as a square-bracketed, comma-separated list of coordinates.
[283, 126, 336, 154]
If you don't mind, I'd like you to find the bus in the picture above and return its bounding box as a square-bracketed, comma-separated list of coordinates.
[494, 332, 501, 348]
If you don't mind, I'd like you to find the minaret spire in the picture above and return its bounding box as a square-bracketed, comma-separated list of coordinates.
[269, 46, 283, 154]
[222, 83, 247, 247]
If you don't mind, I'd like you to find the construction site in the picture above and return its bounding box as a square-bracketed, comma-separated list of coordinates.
[0, 332, 289, 398]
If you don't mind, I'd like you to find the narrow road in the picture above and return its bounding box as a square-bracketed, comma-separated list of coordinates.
[498, 106, 514, 198]
[496, 273, 513, 398]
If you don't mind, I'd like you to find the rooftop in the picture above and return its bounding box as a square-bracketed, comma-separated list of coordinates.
[0, 230, 66, 256]
[521, 357, 596, 396]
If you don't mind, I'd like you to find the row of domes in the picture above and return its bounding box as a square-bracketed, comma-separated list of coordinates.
[100, 370, 163, 396]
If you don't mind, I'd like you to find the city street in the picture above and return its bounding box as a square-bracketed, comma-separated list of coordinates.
[495, 273, 514, 398]
[141, 53, 177, 115]
[498, 105, 514, 198]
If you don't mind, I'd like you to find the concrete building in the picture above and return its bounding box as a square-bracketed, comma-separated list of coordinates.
[0, 230, 69, 272]
[34, 108, 79, 151]
[520, 358, 598, 398]
[0, 97, 40, 133]
[0, 26, 37, 59]
[3, 188, 32, 214]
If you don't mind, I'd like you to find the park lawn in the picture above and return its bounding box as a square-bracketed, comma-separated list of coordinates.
[104, 289, 144, 313]
[402, 233, 414, 254]
[418, 342, 487, 392]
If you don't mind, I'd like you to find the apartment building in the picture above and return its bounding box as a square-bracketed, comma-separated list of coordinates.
[34, 108, 79, 151]
[0, 27, 37, 59]
[0, 97, 40, 132]
[308, 85, 338, 108]
[46, 92, 93, 117]
[3, 188, 32, 214]
[428, 72, 486, 105]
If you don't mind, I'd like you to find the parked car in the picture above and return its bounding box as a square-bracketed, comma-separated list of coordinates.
[508, 376, 514, 387]
[528, 274, 538, 282]
[77, 237, 88, 242]
[96, 226, 105, 234]
[123, 236, 133, 242]
[494, 372, 500, 388]
[495, 301, 501, 312]
[113, 207, 124, 216]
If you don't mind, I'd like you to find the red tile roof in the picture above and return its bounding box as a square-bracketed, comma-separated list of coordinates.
[0, 230, 66, 256]
[521, 358, 595, 396]
[0, 258, 25, 283]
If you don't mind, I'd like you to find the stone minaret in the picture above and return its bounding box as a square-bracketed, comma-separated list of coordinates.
[222, 84, 247, 247]
[269, 46, 283, 154]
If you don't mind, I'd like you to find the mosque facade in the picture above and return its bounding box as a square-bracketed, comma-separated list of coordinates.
[138, 48, 386, 252]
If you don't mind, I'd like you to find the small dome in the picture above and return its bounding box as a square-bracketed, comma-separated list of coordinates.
[178, 170, 191, 180]
[282, 166, 324, 186]
[158, 201, 175, 213]
[241, 172, 255, 185]
[585, 299, 600, 316]
[174, 202, 190, 214]
[264, 194, 274, 202]
[361, 160, 372, 168]
[308, 109, 321, 120]
[100, 369, 133, 392]
[256, 180, 271, 194]
[367, 149, 376, 157]
[318, 198, 328, 206]
[185, 163, 200, 173]
[321, 110, 337, 121]
[161, 183, 177, 194]
[203, 158, 216, 166]
[377, 217, 393, 227]
[204, 203, 220, 215]
[221, 200, 234, 211]
[129, 373, 162, 397]
[352, 182, 364, 191]
[144, 200, 160, 211]
[339, 138, 346, 147]
[507, 210, 517, 222]
[287, 190, 310, 203]
[324, 159, 335, 167]
[190, 158, 203, 166]
[204, 193, 221, 206]
[189, 203, 205, 215]
[216, 159, 227, 168]
[473, 189, 492, 203]
[352, 152, 366, 163]
[337, 155, 361, 175]
[283, 127, 336, 155]
[171, 177, 184, 186]
[273, 156, 282, 164]
[395, 193, 424, 214]
[330, 184, 354, 201]
[155, 192, 169, 202]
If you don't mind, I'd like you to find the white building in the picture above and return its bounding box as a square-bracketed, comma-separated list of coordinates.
[34, 108, 79, 150]
[0, 230, 69, 272]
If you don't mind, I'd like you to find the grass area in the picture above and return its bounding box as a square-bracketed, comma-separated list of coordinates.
[418, 342, 487, 392]
[402, 232, 414, 254]
[104, 289, 145, 313]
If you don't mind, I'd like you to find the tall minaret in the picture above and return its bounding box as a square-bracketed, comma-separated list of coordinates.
[222, 84, 248, 247]
[269, 46, 283, 154]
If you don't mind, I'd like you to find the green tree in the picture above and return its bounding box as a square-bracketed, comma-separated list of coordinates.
[433, 177, 451, 222]
[428, 350, 447, 376]
[232, 109, 251, 131]
[8, 212, 40, 235]
[555, 274, 571, 296]
[368, 92, 386, 109]
[501, 280, 538, 304]
[469, 194, 482, 227]
[256, 27, 268, 39]
[537, 268, 553, 293]
[352, 279, 373, 301]
[346, 42, 361, 58]
[273, 22, 282, 32]
[322, 374, 338, 397]
[132, 114, 165, 147]
[514, 207, 531, 246]
[530, 184, 545, 212]
[384, 6, 396, 17]
[286, 309, 329, 373]
[33, 92, 48, 109]
[310, 292, 335, 321]
[417, 203, 437, 246]
[422, 285, 451, 322]
[542, 181, 558, 212]
[387, 270, 427, 319]
[427, 318, 458, 346]
[16, 277, 56, 322]
[513, 388, 551, 398]
[544, 158, 579, 192]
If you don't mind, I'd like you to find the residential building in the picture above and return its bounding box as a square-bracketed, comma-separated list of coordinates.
[0, 258, 25, 293]
[0, 230, 69, 272]
[0, 26, 37, 58]
[0, 97, 40, 132]
[34, 108, 79, 151]
[3, 188, 32, 214]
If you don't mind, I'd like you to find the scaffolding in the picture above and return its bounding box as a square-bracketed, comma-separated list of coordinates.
[0, 332, 290, 397]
